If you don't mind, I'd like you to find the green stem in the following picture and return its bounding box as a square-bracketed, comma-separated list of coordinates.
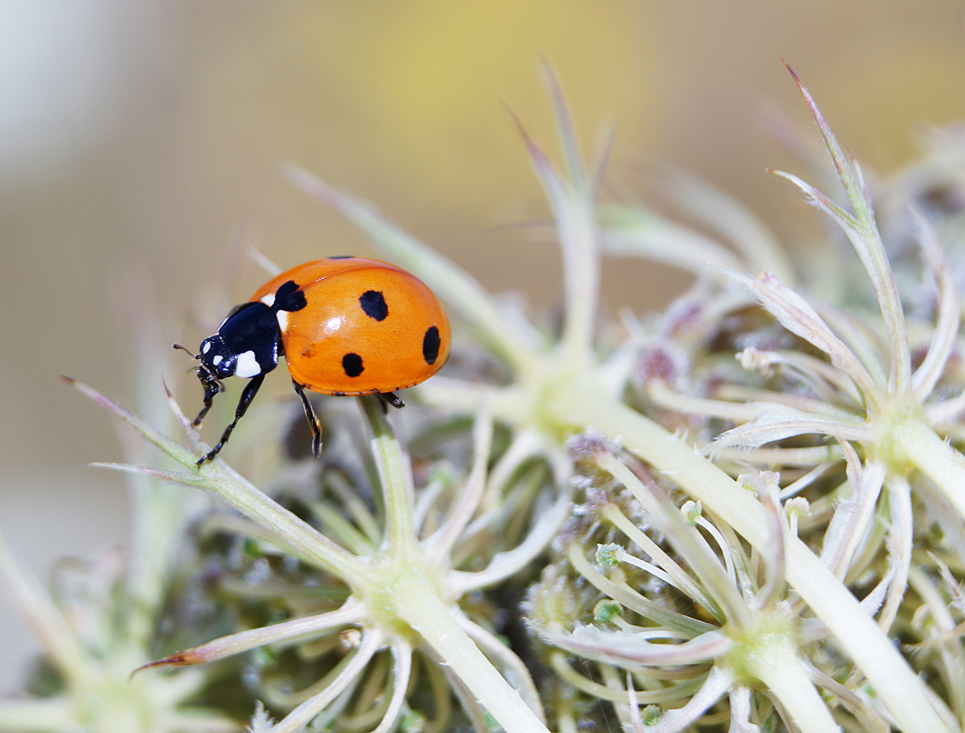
[359, 396, 416, 555]
[357, 397, 547, 732]
[549, 384, 949, 733]
[75, 378, 366, 583]
[390, 574, 549, 733]
[746, 638, 840, 733]
[893, 418, 965, 521]
[558, 192, 599, 364]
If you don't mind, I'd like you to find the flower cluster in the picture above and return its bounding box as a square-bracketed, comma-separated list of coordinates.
[4, 64, 965, 733]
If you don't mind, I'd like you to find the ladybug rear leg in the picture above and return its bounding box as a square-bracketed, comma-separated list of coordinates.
[376, 392, 405, 413]
[292, 380, 322, 458]
[197, 374, 266, 466]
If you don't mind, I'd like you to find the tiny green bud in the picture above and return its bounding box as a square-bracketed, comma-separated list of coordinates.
[252, 646, 278, 666]
[642, 704, 662, 725]
[593, 599, 624, 624]
[681, 500, 702, 524]
[596, 543, 622, 567]
[242, 537, 264, 559]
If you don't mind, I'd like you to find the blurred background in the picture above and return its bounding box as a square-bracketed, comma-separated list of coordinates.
[3, 0, 965, 688]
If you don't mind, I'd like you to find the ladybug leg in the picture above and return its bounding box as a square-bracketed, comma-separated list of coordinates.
[292, 380, 322, 458]
[197, 374, 265, 466]
[376, 392, 405, 413]
[174, 344, 222, 426]
[193, 374, 223, 427]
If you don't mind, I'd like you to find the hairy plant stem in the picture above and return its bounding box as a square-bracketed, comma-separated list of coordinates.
[547, 380, 949, 733]
[558, 191, 599, 365]
[357, 396, 550, 733]
[743, 638, 839, 733]
[890, 418, 965, 520]
[388, 574, 548, 733]
[360, 396, 416, 554]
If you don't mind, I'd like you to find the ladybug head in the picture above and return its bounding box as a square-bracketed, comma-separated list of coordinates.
[172, 339, 234, 404]
[197, 334, 243, 379]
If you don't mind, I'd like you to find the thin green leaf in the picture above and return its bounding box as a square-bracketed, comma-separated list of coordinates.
[911, 208, 960, 400]
[541, 59, 585, 192]
[135, 603, 364, 671]
[727, 270, 882, 401]
[508, 103, 599, 360]
[708, 412, 874, 453]
[783, 62, 910, 394]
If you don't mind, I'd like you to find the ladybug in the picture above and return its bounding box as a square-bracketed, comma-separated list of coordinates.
[177, 256, 451, 465]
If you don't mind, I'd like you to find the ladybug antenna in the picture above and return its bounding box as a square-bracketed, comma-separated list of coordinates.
[173, 343, 200, 360]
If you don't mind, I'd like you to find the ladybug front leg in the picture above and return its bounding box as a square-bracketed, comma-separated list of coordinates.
[197, 374, 266, 466]
[173, 343, 224, 427]
[192, 373, 223, 427]
[292, 380, 322, 458]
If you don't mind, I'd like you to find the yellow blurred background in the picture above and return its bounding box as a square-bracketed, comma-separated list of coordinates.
[3, 0, 965, 687]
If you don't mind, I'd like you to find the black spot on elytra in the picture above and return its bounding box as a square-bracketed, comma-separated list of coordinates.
[342, 352, 364, 378]
[273, 280, 307, 312]
[359, 290, 388, 321]
[423, 326, 441, 365]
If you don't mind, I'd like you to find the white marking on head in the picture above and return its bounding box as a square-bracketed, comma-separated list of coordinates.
[235, 351, 261, 378]
[212, 355, 223, 366]
[260, 293, 275, 307]
[276, 310, 289, 332]
[202, 341, 211, 354]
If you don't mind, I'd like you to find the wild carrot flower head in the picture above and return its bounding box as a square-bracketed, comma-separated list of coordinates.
[7, 63, 965, 733]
